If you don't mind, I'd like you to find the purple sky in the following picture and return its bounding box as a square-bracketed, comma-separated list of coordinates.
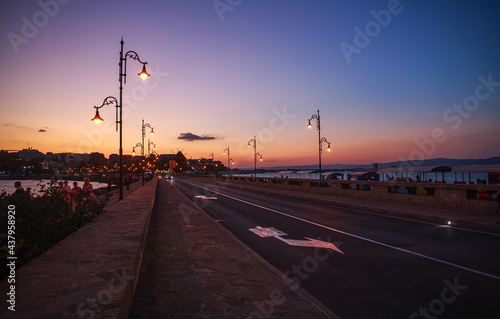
[1, 0, 499, 167]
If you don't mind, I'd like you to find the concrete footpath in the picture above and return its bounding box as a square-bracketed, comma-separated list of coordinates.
[212, 179, 500, 235]
[130, 178, 335, 319]
[104, 180, 145, 208]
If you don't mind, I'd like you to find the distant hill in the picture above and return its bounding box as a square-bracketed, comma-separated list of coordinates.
[374, 157, 500, 169]
[260, 157, 500, 171]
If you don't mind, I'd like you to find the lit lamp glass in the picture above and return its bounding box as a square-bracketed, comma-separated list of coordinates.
[138, 64, 150, 81]
[91, 110, 104, 126]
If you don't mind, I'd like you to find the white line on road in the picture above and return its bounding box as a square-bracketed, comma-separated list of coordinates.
[181, 180, 500, 281]
[249, 226, 344, 254]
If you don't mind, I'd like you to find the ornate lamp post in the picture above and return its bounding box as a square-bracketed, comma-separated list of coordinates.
[131, 143, 143, 156]
[247, 136, 263, 178]
[131, 142, 147, 185]
[141, 119, 154, 157]
[307, 109, 332, 179]
[91, 37, 150, 201]
[223, 146, 234, 170]
[147, 139, 156, 156]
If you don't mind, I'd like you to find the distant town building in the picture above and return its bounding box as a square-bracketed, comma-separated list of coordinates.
[159, 151, 187, 172]
[18, 148, 44, 160]
[55, 153, 72, 164]
[89, 152, 106, 165]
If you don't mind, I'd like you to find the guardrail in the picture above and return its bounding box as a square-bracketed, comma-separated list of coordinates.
[177, 174, 499, 212]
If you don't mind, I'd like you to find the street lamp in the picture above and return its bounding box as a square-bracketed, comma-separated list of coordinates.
[90, 37, 150, 201]
[307, 108, 332, 179]
[247, 136, 262, 178]
[223, 146, 234, 170]
[141, 119, 154, 157]
[131, 143, 143, 156]
[91, 95, 123, 195]
[148, 139, 156, 156]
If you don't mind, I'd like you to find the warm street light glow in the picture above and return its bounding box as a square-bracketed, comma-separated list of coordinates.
[91, 109, 104, 126]
[138, 64, 150, 81]
[132, 143, 142, 156]
[150, 128, 154, 135]
[308, 109, 332, 179]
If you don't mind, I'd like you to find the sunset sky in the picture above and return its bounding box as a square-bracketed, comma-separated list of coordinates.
[1, 0, 499, 168]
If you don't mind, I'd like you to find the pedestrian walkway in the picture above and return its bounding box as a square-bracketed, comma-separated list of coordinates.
[103, 180, 144, 208]
[130, 178, 335, 319]
[214, 179, 500, 234]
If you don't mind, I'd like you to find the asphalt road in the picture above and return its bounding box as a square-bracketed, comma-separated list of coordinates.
[172, 178, 500, 319]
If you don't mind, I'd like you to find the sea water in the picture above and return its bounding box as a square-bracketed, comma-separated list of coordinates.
[0, 179, 109, 195]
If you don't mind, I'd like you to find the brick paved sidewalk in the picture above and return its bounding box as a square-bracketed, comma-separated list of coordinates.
[130, 179, 336, 319]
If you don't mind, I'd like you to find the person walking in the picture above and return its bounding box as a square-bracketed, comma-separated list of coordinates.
[107, 177, 113, 192]
[125, 175, 130, 191]
[62, 180, 72, 202]
[82, 177, 94, 200]
[71, 182, 82, 211]
[13, 181, 25, 197]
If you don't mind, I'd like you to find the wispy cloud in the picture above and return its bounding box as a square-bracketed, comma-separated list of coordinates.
[177, 132, 218, 141]
[3, 123, 28, 129]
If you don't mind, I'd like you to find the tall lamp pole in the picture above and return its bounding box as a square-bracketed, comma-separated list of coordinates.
[142, 119, 154, 157]
[247, 136, 262, 178]
[307, 109, 331, 179]
[91, 37, 150, 201]
[148, 139, 156, 156]
[223, 147, 233, 170]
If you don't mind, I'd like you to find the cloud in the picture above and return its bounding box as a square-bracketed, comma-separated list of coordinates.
[3, 123, 28, 129]
[38, 129, 47, 133]
[177, 132, 218, 141]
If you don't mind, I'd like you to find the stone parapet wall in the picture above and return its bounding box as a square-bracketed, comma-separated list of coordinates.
[0, 177, 159, 319]
[181, 174, 499, 212]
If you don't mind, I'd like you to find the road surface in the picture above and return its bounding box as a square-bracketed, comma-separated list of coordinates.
[172, 177, 500, 319]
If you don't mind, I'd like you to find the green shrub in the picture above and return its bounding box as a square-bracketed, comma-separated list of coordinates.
[0, 181, 110, 280]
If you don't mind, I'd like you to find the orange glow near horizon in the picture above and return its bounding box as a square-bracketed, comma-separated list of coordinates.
[1, 2, 499, 168]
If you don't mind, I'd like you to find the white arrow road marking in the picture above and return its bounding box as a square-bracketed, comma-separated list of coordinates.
[195, 195, 217, 200]
[180, 180, 500, 281]
[249, 226, 344, 254]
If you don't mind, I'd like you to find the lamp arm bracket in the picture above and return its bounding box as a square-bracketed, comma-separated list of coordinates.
[308, 114, 318, 122]
[95, 96, 118, 110]
[124, 51, 147, 65]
